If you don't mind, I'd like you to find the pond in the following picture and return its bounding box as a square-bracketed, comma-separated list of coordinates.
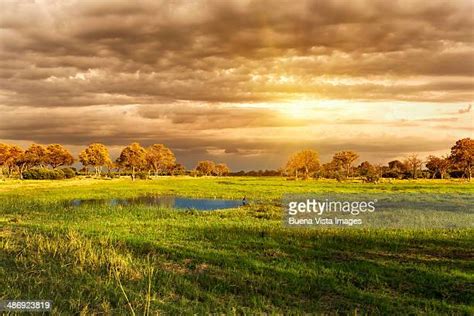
[68, 195, 245, 211]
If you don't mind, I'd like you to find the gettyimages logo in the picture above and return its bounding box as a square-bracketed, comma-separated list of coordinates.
[283, 193, 473, 229]
[284, 195, 378, 227]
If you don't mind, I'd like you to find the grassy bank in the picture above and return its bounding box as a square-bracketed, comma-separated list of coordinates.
[0, 177, 473, 314]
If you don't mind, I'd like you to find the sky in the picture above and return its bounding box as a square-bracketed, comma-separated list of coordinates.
[0, 0, 473, 170]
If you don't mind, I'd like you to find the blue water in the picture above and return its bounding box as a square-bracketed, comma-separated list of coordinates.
[68, 195, 244, 210]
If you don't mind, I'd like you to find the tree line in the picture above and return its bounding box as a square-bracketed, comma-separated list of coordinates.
[283, 138, 473, 182]
[0, 138, 472, 181]
[0, 142, 230, 180]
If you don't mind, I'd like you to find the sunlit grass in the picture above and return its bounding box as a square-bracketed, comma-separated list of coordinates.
[0, 177, 473, 314]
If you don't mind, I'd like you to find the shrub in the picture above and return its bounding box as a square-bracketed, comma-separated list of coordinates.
[135, 171, 150, 180]
[60, 167, 76, 179]
[23, 168, 65, 180]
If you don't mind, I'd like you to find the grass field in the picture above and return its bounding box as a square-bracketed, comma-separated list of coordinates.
[1, 177, 473, 314]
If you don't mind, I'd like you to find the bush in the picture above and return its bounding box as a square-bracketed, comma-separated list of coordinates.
[23, 168, 65, 180]
[60, 167, 76, 179]
[135, 171, 150, 180]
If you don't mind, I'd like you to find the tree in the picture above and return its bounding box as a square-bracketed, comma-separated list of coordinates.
[13, 149, 28, 179]
[1, 145, 24, 177]
[388, 160, 405, 170]
[196, 160, 216, 176]
[426, 155, 451, 179]
[170, 163, 186, 176]
[404, 154, 423, 179]
[357, 161, 379, 183]
[357, 161, 373, 176]
[0, 143, 11, 178]
[449, 138, 474, 181]
[46, 144, 74, 169]
[320, 161, 338, 179]
[118, 143, 147, 181]
[79, 143, 112, 176]
[146, 144, 176, 176]
[105, 160, 116, 174]
[24, 144, 48, 169]
[332, 151, 359, 178]
[384, 160, 407, 178]
[285, 149, 320, 179]
[78, 150, 91, 175]
[214, 163, 230, 176]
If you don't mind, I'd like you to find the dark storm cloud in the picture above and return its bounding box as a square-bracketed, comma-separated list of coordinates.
[0, 0, 473, 107]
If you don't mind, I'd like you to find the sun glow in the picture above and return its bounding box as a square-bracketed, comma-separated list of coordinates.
[278, 100, 336, 119]
[284, 103, 310, 118]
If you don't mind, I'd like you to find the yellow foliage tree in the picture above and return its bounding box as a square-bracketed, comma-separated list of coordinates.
[285, 149, 320, 179]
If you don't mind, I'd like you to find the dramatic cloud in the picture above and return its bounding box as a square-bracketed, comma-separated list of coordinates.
[0, 0, 472, 169]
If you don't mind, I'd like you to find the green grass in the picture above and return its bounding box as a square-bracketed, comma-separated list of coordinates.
[0, 177, 473, 314]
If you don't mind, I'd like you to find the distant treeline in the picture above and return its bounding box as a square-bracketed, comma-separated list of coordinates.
[0, 142, 228, 180]
[0, 138, 472, 181]
[282, 138, 473, 182]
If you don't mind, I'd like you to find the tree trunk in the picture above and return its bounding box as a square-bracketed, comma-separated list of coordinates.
[132, 167, 136, 181]
[19, 163, 28, 179]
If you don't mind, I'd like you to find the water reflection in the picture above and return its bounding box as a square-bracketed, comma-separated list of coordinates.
[68, 195, 243, 211]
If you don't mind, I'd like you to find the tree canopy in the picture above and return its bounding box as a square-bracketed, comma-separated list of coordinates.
[196, 160, 216, 176]
[332, 151, 359, 178]
[450, 138, 474, 180]
[117, 143, 147, 181]
[46, 144, 74, 169]
[79, 143, 112, 176]
[146, 144, 176, 175]
[285, 149, 320, 179]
